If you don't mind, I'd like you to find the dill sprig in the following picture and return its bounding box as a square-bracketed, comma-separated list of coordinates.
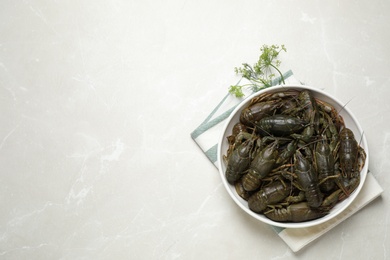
[229, 44, 287, 98]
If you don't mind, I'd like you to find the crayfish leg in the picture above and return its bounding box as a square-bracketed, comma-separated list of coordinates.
[335, 175, 360, 200]
[320, 189, 342, 210]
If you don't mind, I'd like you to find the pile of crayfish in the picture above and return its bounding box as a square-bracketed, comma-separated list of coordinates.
[224, 89, 366, 223]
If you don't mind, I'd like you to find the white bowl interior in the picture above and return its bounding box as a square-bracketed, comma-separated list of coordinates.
[217, 85, 369, 229]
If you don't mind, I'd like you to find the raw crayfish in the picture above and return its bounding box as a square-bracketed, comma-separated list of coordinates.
[224, 89, 367, 223]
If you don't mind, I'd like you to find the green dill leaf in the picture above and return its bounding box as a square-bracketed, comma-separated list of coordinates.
[228, 44, 287, 98]
[228, 85, 244, 98]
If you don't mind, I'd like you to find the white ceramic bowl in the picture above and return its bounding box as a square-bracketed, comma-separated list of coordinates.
[217, 85, 369, 229]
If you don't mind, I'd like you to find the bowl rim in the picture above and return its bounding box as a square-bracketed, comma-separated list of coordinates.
[217, 84, 369, 229]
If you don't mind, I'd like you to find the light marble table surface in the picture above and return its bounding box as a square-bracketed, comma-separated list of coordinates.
[1, 1, 389, 259]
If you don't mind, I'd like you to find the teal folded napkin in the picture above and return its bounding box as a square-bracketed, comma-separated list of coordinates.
[190, 71, 383, 252]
